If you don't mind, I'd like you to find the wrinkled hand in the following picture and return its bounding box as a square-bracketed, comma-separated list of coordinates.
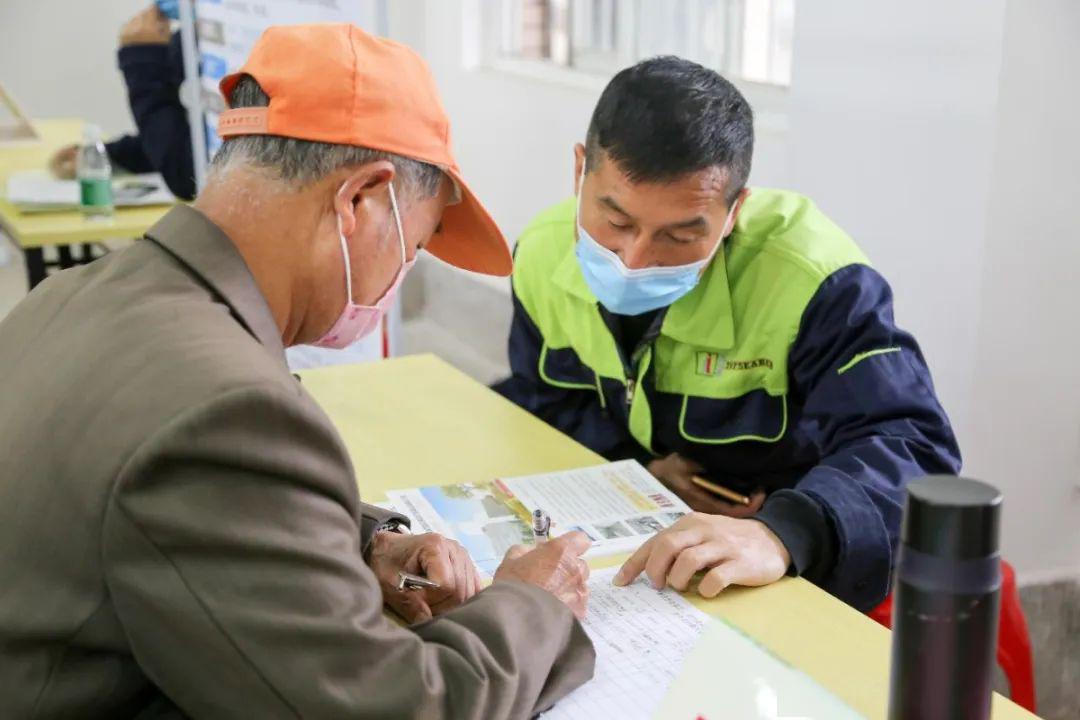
[49, 144, 79, 180]
[120, 6, 171, 47]
[368, 531, 482, 624]
[647, 453, 766, 518]
[614, 512, 790, 598]
[494, 532, 592, 619]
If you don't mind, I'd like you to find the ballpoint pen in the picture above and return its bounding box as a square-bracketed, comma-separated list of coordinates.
[532, 508, 551, 543]
[397, 571, 441, 592]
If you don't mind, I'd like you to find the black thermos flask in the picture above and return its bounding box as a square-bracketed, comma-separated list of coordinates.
[888, 475, 1003, 720]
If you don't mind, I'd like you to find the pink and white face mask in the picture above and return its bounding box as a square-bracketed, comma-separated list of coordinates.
[314, 182, 414, 349]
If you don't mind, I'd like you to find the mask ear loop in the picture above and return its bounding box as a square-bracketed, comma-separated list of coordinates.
[335, 193, 355, 305]
[336, 178, 408, 308]
[576, 160, 623, 273]
[387, 181, 406, 265]
[576, 159, 587, 223]
[722, 194, 742, 238]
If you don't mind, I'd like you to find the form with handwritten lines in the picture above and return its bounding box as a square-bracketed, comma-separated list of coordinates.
[543, 566, 864, 720]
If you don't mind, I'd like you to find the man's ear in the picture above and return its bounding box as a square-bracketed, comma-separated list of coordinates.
[333, 160, 396, 238]
[573, 143, 586, 194]
[725, 187, 752, 237]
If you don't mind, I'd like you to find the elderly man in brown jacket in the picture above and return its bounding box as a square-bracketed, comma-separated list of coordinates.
[0, 25, 594, 719]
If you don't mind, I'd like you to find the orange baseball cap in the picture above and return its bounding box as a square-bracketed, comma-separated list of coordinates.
[217, 23, 511, 277]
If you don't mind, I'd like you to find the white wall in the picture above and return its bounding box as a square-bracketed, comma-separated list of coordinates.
[785, 0, 1007, 448]
[0, 0, 149, 137]
[965, 0, 1080, 581]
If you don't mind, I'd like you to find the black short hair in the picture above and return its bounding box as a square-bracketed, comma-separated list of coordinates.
[586, 56, 754, 204]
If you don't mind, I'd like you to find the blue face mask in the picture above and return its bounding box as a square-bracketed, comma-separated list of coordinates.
[574, 165, 737, 316]
[156, 0, 180, 20]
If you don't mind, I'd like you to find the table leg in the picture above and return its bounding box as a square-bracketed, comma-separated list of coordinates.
[24, 247, 47, 290]
[22, 241, 113, 292]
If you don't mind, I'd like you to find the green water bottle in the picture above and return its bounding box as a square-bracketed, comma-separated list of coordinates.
[77, 124, 113, 217]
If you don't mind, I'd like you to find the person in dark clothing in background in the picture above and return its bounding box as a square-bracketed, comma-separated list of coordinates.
[49, 4, 195, 200]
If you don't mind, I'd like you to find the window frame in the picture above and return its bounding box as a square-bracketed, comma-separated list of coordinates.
[474, 0, 791, 131]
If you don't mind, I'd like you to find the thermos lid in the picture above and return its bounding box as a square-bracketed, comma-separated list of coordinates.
[902, 476, 1002, 558]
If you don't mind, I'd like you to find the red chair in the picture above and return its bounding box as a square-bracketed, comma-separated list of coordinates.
[868, 560, 1036, 713]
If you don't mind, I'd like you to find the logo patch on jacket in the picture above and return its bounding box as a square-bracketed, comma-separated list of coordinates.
[697, 353, 774, 376]
[696, 352, 724, 376]
[726, 358, 774, 371]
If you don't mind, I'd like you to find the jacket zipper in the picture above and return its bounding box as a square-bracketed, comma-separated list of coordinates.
[598, 307, 667, 414]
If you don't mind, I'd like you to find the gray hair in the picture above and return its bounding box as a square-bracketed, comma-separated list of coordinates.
[209, 75, 443, 200]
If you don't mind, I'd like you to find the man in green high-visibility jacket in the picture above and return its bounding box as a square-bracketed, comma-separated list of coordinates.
[494, 56, 961, 611]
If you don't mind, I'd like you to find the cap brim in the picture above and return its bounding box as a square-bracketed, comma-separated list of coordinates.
[425, 169, 512, 277]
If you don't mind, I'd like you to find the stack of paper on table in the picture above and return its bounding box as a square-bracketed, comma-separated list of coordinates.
[5, 170, 177, 212]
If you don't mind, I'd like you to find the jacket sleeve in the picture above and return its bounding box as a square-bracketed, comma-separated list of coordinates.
[754, 264, 961, 611]
[357, 502, 409, 555]
[102, 384, 594, 719]
[105, 134, 155, 174]
[493, 284, 645, 462]
[115, 33, 196, 200]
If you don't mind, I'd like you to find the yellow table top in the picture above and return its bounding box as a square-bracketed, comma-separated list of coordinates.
[0, 119, 172, 249]
[300, 354, 1035, 719]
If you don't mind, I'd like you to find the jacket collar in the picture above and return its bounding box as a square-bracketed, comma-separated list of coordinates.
[144, 205, 287, 365]
[551, 234, 736, 351]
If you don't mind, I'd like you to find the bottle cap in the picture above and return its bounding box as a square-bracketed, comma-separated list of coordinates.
[902, 476, 1001, 559]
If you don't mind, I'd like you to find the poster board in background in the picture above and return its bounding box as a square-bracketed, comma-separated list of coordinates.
[193, 0, 384, 158]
